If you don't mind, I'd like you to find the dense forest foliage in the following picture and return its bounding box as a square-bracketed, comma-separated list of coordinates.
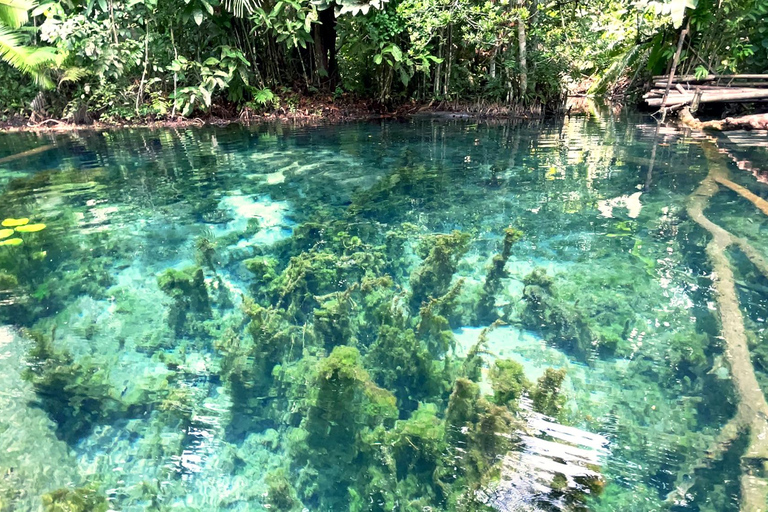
[0, 0, 766, 121]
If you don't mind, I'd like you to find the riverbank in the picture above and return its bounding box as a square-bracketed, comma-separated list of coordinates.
[0, 94, 559, 133]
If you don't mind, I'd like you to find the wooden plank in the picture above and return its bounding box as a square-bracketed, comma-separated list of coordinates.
[646, 89, 768, 106]
[653, 74, 768, 81]
[653, 82, 768, 90]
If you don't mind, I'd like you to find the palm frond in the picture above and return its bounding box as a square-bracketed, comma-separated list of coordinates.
[58, 65, 89, 86]
[0, 26, 58, 88]
[223, 0, 256, 18]
[0, 0, 34, 29]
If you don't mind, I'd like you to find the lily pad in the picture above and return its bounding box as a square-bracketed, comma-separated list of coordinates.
[15, 223, 46, 233]
[0, 238, 23, 246]
[1, 218, 29, 227]
[0, 229, 13, 239]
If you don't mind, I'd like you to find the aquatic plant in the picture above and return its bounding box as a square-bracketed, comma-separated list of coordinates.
[489, 358, 530, 408]
[520, 268, 598, 358]
[365, 324, 444, 414]
[22, 328, 122, 443]
[157, 266, 211, 334]
[477, 227, 523, 323]
[417, 279, 463, 356]
[264, 469, 302, 511]
[244, 256, 279, 300]
[15, 223, 46, 233]
[216, 301, 300, 416]
[444, 377, 520, 490]
[41, 484, 108, 512]
[353, 403, 449, 510]
[409, 230, 471, 311]
[195, 231, 218, 272]
[313, 288, 357, 351]
[294, 346, 397, 507]
[1, 217, 28, 227]
[531, 367, 567, 419]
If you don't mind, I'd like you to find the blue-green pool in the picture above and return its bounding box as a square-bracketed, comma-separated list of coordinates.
[0, 113, 766, 511]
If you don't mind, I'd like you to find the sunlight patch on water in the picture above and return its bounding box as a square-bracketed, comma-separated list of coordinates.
[209, 193, 293, 247]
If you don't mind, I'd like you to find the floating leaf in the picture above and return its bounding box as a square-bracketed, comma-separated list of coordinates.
[0, 238, 23, 246]
[2, 218, 29, 227]
[0, 229, 13, 239]
[15, 223, 46, 233]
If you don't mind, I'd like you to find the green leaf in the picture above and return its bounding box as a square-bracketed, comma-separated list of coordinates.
[374, 54, 383, 65]
[390, 44, 403, 62]
[193, 9, 204, 25]
[399, 68, 410, 86]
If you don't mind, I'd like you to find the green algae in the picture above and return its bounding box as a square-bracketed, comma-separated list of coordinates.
[157, 266, 211, 334]
[41, 485, 108, 512]
[477, 227, 523, 324]
[531, 367, 567, 419]
[409, 230, 471, 311]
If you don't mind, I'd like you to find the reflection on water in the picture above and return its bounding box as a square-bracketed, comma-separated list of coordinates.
[0, 114, 766, 511]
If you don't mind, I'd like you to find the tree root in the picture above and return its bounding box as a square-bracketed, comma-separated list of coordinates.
[677, 141, 768, 511]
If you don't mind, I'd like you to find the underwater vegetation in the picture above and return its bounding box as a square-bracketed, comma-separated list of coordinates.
[0, 119, 759, 511]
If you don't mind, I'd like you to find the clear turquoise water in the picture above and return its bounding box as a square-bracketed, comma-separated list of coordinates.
[0, 113, 766, 511]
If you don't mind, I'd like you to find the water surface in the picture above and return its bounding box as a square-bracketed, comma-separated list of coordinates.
[0, 114, 766, 511]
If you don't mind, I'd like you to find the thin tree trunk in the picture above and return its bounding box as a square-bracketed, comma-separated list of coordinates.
[517, 1, 528, 99]
[136, 26, 150, 115]
[109, 0, 118, 45]
[313, 7, 338, 90]
[489, 46, 498, 79]
[171, 27, 178, 118]
[444, 25, 452, 97]
[660, 19, 690, 117]
[434, 30, 442, 98]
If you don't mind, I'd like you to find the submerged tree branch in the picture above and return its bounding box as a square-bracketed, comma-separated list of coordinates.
[675, 142, 768, 510]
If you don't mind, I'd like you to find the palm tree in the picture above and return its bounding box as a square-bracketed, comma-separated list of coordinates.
[0, 0, 57, 86]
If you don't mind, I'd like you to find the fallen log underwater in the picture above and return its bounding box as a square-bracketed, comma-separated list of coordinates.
[667, 142, 768, 511]
[679, 107, 768, 131]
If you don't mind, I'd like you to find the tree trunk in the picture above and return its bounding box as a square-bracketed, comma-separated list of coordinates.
[314, 7, 338, 90]
[517, 2, 527, 99]
[659, 19, 689, 114]
[489, 46, 497, 79]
